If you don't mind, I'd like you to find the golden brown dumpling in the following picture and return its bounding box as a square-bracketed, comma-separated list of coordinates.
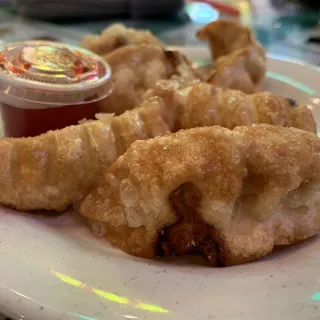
[80, 125, 320, 266]
[197, 20, 266, 93]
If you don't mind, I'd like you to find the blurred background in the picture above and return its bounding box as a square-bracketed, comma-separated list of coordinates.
[0, 0, 319, 65]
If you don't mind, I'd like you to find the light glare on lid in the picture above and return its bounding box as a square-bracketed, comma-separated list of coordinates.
[0, 41, 112, 106]
[0, 41, 111, 87]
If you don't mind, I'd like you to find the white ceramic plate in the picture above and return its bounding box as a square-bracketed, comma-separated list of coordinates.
[1, 47, 320, 320]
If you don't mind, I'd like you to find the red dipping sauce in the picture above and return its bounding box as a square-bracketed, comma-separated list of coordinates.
[0, 41, 112, 137]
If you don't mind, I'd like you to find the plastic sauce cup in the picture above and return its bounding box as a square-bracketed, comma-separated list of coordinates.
[0, 41, 112, 137]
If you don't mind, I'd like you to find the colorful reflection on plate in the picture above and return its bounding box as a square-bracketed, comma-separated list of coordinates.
[51, 270, 169, 314]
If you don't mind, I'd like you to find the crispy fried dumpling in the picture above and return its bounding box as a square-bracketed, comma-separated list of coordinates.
[0, 83, 315, 212]
[81, 23, 163, 56]
[197, 20, 266, 93]
[80, 125, 320, 266]
[100, 46, 201, 114]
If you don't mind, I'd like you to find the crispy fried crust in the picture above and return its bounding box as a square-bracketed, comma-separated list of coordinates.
[207, 47, 266, 94]
[197, 20, 266, 93]
[0, 83, 315, 211]
[80, 125, 320, 266]
[174, 83, 316, 133]
[100, 46, 201, 114]
[81, 23, 163, 56]
[197, 20, 260, 60]
[82, 24, 201, 114]
[0, 102, 173, 211]
[100, 46, 175, 114]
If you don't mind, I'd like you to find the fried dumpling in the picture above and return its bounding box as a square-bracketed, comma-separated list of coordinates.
[197, 20, 266, 93]
[100, 46, 201, 114]
[173, 83, 316, 133]
[207, 46, 266, 94]
[0, 101, 174, 212]
[0, 82, 315, 212]
[80, 125, 320, 266]
[81, 23, 163, 56]
[197, 20, 263, 61]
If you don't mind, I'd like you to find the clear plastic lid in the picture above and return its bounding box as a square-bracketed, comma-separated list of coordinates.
[0, 41, 112, 108]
